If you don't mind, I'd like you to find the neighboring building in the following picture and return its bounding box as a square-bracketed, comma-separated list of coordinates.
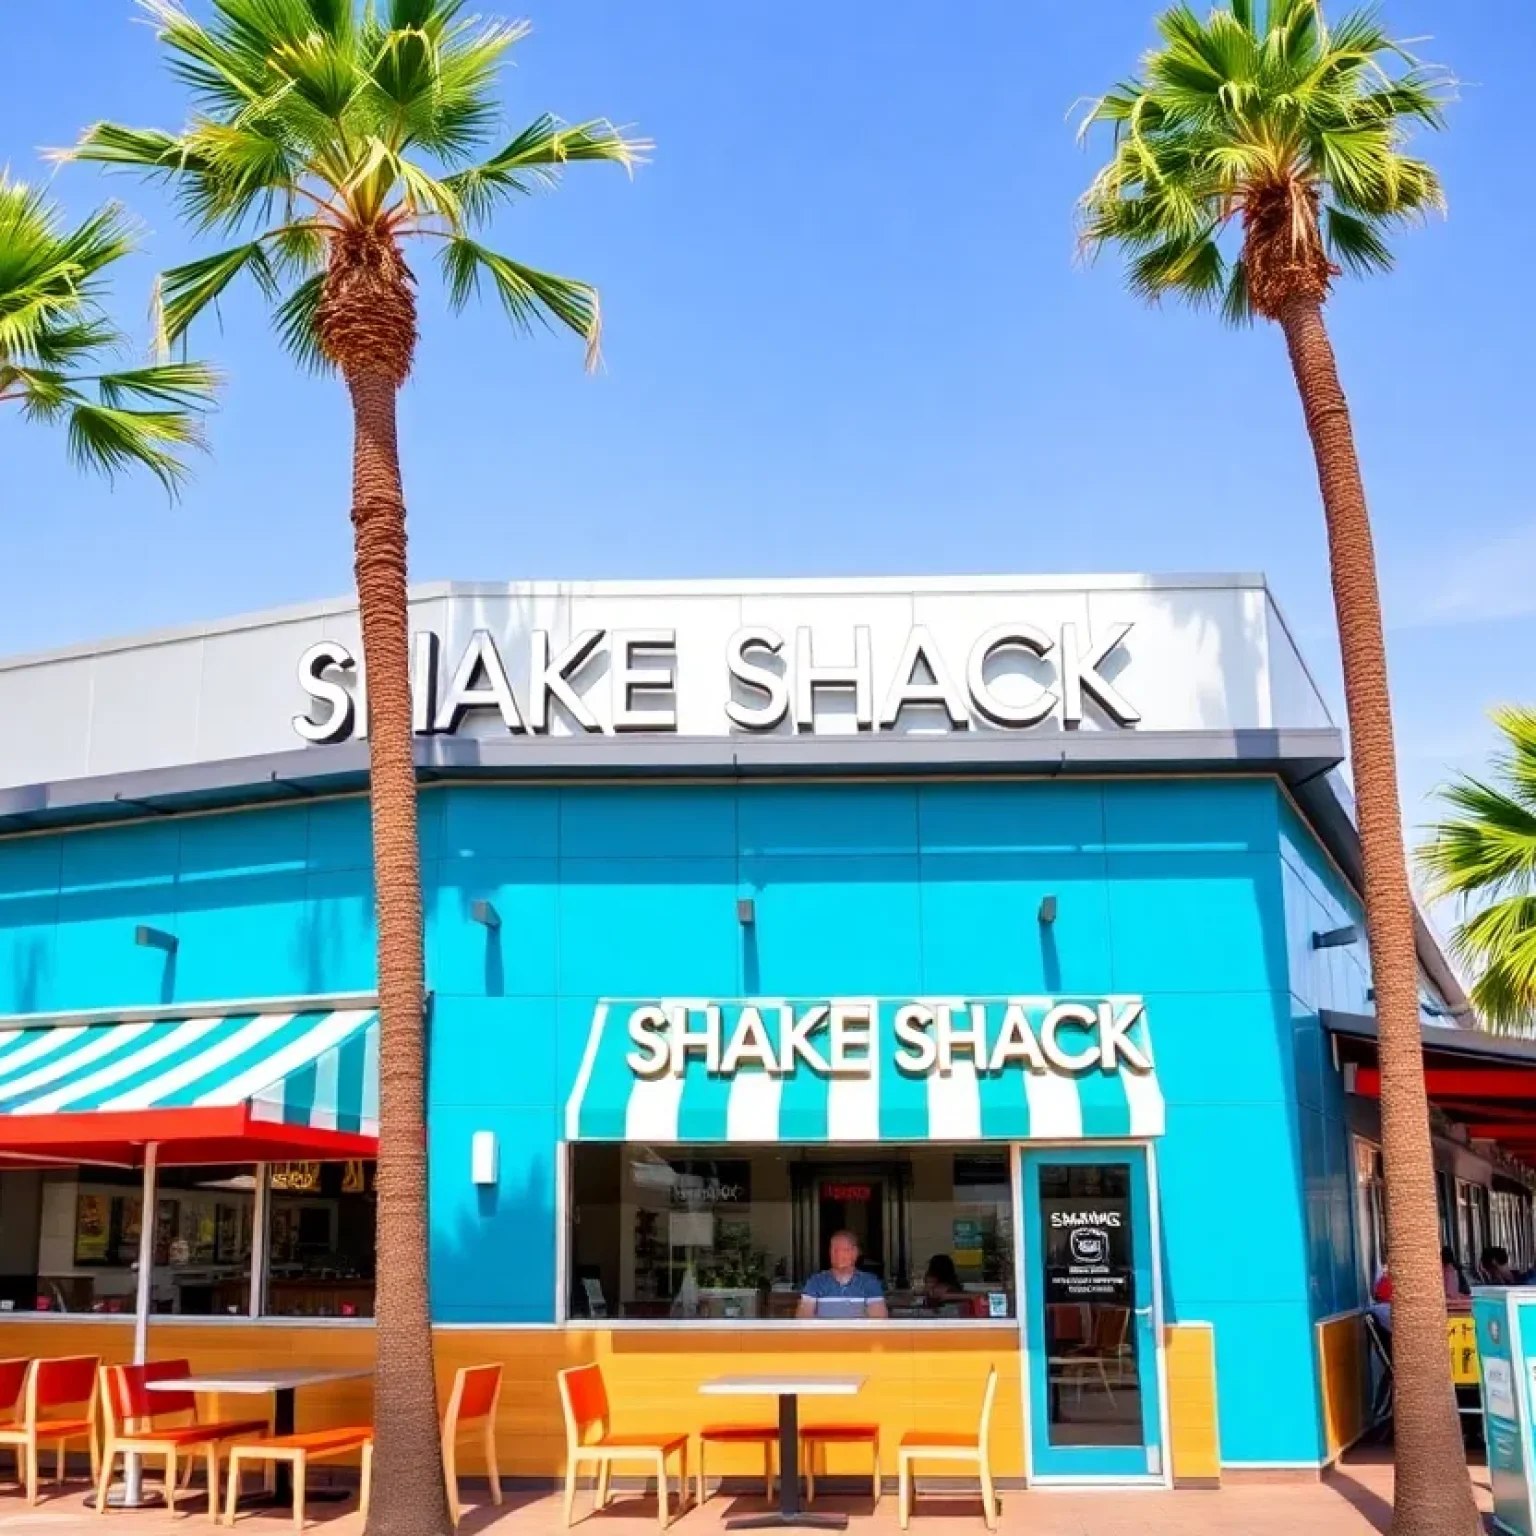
[0, 574, 1530, 1486]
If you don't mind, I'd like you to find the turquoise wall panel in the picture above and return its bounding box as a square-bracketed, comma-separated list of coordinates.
[0, 774, 1372, 1469]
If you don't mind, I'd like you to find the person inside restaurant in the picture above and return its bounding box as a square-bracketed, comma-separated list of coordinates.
[797, 1230, 889, 1319]
[921, 1259, 958, 1308]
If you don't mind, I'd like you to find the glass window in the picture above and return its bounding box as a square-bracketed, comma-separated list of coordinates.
[0, 1164, 254, 1316]
[1037, 1162, 1142, 1448]
[567, 1144, 1015, 1322]
[1353, 1138, 1386, 1293]
[0, 1158, 377, 1319]
[262, 1160, 376, 1318]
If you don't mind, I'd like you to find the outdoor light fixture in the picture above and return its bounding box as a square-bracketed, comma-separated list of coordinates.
[471, 1131, 499, 1187]
[1312, 924, 1359, 950]
[1038, 895, 1058, 925]
[737, 897, 756, 926]
[134, 925, 177, 952]
[470, 900, 501, 930]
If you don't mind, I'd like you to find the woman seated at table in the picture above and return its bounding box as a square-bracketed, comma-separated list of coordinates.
[922, 1254, 965, 1309]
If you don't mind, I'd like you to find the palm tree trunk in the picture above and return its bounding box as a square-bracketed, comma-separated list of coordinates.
[1278, 296, 1479, 1535]
[346, 367, 453, 1536]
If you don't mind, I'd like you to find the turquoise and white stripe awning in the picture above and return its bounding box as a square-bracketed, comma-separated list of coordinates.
[565, 996, 1164, 1144]
[0, 999, 380, 1163]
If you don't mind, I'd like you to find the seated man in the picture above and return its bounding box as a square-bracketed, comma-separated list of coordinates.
[797, 1230, 889, 1319]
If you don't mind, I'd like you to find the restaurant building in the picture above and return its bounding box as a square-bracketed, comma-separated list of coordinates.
[1, 573, 1532, 1489]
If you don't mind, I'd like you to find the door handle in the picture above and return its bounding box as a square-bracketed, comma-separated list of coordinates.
[1134, 1306, 1154, 1318]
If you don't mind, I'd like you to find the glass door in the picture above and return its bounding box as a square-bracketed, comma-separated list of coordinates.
[1019, 1146, 1163, 1481]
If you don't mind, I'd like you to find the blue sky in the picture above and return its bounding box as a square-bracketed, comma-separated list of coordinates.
[1, 0, 1532, 874]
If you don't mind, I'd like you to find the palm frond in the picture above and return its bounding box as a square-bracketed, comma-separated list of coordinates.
[65, 401, 206, 494]
[156, 242, 277, 349]
[445, 115, 649, 220]
[95, 360, 221, 410]
[272, 272, 332, 374]
[439, 234, 601, 367]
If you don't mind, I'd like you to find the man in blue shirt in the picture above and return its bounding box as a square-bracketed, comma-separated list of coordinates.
[797, 1230, 889, 1319]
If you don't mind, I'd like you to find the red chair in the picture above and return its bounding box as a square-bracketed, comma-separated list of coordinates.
[95, 1361, 268, 1518]
[0, 1355, 99, 1504]
[799, 1420, 881, 1505]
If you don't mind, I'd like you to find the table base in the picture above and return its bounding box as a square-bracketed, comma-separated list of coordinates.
[83, 1487, 166, 1511]
[723, 1514, 849, 1531]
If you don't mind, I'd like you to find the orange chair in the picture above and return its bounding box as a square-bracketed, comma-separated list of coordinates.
[557, 1363, 688, 1532]
[696, 1422, 778, 1508]
[442, 1363, 503, 1524]
[224, 1426, 373, 1532]
[95, 1361, 269, 1518]
[898, 1365, 999, 1530]
[799, 1421, 880, 1504]
[0, 1355, 99, 1505]
[0, 1359, 30, 1488]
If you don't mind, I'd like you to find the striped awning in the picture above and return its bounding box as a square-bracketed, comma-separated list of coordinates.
[565, 997, 1165, 1144]
[0, 1003, 379, 1166]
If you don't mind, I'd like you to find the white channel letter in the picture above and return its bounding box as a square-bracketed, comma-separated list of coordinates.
[668, 1004, 723, 1075]
[965, 625, 1055, 728]
[725, 627, 790, 730]
[878, 625, 969, 729]
[434, 629, 525, 734]
[893, 1003, 937, 1074]
[719, 1006, 778, 1074]
[293, 641, 357, 744]
[1039, 1003, 1100, 1073]
[827, 1001, 874, 1076]
[625, 1006, 670, 1079]
[778, 1004, 832, 1074]
[529, 629, 605, 733]
[936, 1002, 989, 1073]
[987, 1002, 1048, 1073]
[793, 627, 873, 732]
[1059, 622, 1140, 727]
[610, 630, 678, 732]
[1098, 1000, 1152, 1071]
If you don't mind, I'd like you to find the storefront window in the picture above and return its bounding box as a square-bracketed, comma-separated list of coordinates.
[0, 1165, 254, 1315]
[263, 1160, 377, 1318]
[0, 1159, 376, 1319]
[567, 1144, 1015, 1321]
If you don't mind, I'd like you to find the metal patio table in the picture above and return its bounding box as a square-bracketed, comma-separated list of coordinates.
[699, 1374, 867, 1530]
[146, 1365, 373, 1509]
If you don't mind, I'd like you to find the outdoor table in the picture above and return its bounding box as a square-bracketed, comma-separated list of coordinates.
[145, 1366, 373, 1509]
[699, 1374, 866, 1531]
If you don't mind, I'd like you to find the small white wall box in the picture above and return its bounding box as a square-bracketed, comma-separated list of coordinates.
[471, 1131, 499, 1187]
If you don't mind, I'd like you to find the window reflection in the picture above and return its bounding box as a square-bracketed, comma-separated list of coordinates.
[568, 1144, 1015, 1322]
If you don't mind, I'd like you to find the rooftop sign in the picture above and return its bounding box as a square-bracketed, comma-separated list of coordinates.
[293, 621, 1141, 743]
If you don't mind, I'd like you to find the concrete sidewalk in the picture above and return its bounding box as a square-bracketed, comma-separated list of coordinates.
[0, 1453, 1495, 1533]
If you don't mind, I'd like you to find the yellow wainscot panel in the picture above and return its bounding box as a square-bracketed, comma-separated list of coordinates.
[1163, 1322, 1220, 1487]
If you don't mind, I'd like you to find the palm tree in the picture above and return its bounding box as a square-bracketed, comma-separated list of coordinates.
[1421, 707, 1536, 1034]
[59, 4, 644, 1531]
[1, 172, 214, 489]
[1077, 3, 1474, 1531]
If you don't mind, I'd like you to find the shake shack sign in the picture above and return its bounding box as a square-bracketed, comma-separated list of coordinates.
[292, 620, 1140, 744]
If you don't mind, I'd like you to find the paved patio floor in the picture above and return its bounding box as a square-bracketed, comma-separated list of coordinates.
[0, 1452, 1495, 1534]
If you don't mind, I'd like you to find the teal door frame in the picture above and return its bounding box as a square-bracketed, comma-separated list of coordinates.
[1014, 1142, 1170, 1485]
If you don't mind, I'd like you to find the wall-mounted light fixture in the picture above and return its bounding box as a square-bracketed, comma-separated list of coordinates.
[134, 925, 177, 953]
[737, 897, 756, 926]
[470, 900, 501, 930]
[1312, 924, 1359, 950]
[471, 1131, 499, 1187]
[1037, 895, 1058, 925]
